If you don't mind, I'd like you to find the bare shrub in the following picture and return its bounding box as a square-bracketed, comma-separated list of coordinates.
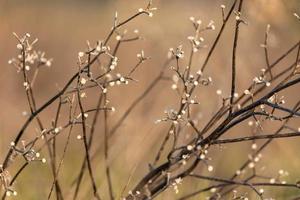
[1, 0, 300, 199]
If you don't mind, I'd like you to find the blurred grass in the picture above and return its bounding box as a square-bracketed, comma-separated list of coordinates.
[0, 0, 299, 199]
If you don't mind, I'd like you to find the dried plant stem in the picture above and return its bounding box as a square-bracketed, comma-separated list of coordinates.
[73, 94, 103, 200]
[77, 83, 101, 200]
[229, 0, 244, 115]
[103, 93, 114, 200]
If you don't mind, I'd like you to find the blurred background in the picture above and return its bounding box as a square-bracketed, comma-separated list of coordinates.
[0, 0, 299, 199]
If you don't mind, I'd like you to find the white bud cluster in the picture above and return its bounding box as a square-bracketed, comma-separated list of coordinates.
[9, 33, 52, 73]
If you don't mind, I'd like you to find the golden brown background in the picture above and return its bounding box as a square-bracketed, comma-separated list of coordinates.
[0, 0, 300, 199]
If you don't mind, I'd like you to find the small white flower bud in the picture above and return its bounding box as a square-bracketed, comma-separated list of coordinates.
[208, 165, 214, 172]
[78, 52, 84, 57]
[116, 35, 122, 41]
[17, 44, 23, 50]
[171, 84, 177, 90]
[80, 78, 87, 85]
[187, 145, 193, 151]
[25, 65, 30, 71]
